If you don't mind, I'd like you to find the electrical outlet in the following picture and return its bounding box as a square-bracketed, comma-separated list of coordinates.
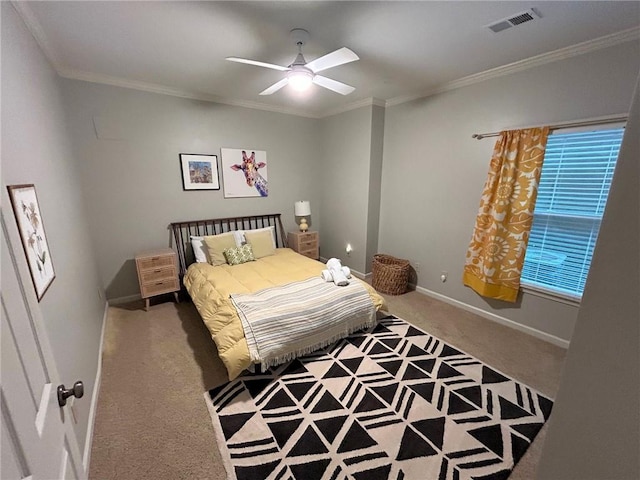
[440, 271, 448, 283]
[414, 262, 420, 272]
[345, 243, 353, 255]
[97, 288, 104, 301]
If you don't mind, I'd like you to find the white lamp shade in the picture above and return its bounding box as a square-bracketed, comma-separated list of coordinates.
[294, 201, 311, 216]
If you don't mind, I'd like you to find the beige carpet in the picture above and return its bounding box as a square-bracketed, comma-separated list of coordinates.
[89, 290, 565, 480]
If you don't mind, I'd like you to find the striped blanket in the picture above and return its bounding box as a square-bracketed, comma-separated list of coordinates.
[230, 277, 376, 371]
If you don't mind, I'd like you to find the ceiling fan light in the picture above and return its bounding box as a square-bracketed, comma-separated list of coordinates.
[288, 71, 313, 91]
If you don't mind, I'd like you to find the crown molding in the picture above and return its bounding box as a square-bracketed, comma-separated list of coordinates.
[59, 23, 639, 117]
[57, 68, 320, 118]
[386, 26, 640, 108]
[60, 66, 386, 119]
[11, 1, 62, 70]
[319, 97, 386, 118]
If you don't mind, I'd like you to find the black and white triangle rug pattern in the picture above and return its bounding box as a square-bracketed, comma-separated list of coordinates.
[205, 315, 553, 480]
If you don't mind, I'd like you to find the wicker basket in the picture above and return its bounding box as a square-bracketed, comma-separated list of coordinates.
[372, 254, 410, 295]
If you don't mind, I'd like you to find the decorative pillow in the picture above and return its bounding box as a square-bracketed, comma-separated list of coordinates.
[204, 232, 238, 266]
[245, 229, 276, 259]
[190, 236, 209, 263]
[223, 244, 255, 266]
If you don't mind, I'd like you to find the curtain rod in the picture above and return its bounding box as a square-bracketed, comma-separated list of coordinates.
[471, 115, 627, 140]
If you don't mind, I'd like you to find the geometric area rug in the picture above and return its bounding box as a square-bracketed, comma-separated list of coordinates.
[205, 315, 553, 480]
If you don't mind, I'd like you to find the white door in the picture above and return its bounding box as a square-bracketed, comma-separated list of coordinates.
[1, 214, 85, 480]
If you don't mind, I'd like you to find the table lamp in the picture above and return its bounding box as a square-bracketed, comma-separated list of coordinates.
[294, 201, 311, 232]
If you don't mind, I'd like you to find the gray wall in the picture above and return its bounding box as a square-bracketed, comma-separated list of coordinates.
[379, 41, 640, 342]
[1, 3, 105, 453]
[60, 81, 322, 299]
[538, 73, 640, 480]
[318, 105, 384, 274]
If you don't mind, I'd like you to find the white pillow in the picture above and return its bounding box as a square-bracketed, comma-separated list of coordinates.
[232, 230, 246, 247]
[190, 236, 209, 263]
[191, 232, 244, 263]
[235, 226, 276, 248]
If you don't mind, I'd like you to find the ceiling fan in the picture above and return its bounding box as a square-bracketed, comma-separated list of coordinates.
[226, 29, 359, 96]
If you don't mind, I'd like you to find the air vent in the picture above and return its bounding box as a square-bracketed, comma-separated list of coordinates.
[487, 9, 541, 33]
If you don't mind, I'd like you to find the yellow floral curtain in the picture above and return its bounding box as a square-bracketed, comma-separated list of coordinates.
[463, 127, 550, 302]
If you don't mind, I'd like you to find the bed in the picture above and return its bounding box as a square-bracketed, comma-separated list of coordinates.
[169, 213, 385, 380]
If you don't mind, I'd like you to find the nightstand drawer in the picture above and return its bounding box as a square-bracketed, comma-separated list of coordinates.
[298, 239, 317, 250]
[137, 255, 175, 271]
[141, 278, 179, 298]
[298, 232, 318, 243]
[299, 247, 319, 259]
[139, 265, 177, 284]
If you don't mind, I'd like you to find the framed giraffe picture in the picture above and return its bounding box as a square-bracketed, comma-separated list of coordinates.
[221, 148, 268, 198]
[179, 153, 220, 191]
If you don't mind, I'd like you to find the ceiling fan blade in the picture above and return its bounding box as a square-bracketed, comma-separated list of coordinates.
[226, 57, 290, 72]
[305, 47, 359, 73]
[312, 75, 355, 95]
[259, 78, 289, 95]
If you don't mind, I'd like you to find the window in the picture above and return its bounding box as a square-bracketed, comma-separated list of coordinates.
[521, 126, 624, 300]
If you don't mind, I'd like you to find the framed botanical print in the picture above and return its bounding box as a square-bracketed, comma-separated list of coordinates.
[7, 184, 56, 300]
[179, 153, 220, 190]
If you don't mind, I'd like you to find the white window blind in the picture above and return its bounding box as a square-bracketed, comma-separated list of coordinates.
[521, 126, 624, 299]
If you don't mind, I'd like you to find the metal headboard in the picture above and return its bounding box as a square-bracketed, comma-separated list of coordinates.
[168, 213, 288, 276]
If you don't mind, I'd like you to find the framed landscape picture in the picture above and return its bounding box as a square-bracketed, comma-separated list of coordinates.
[221, 148, 268, 198]
[7, 184, 56, 301]
[179, 153, 220, 190]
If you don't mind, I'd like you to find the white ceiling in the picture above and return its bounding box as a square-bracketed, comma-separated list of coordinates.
[18, 1, 640, 118]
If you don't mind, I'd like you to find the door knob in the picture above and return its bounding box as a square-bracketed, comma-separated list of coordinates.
[57, 381, 84, 407]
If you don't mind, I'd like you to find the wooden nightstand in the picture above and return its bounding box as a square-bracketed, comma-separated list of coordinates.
[288, 231, 319, 260]
[135, 248, 180, 311]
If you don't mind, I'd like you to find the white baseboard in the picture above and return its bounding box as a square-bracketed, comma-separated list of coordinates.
[319, 256, 370, 280]
[350, 268, 567, 347]
[350, 269, 368, 280]
[411, 284, 570, 349]
[107, 293, 141, 305]
[83, 300, 109, 471]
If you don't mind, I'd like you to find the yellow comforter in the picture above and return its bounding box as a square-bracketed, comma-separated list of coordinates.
[183, 248, 385, 380]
